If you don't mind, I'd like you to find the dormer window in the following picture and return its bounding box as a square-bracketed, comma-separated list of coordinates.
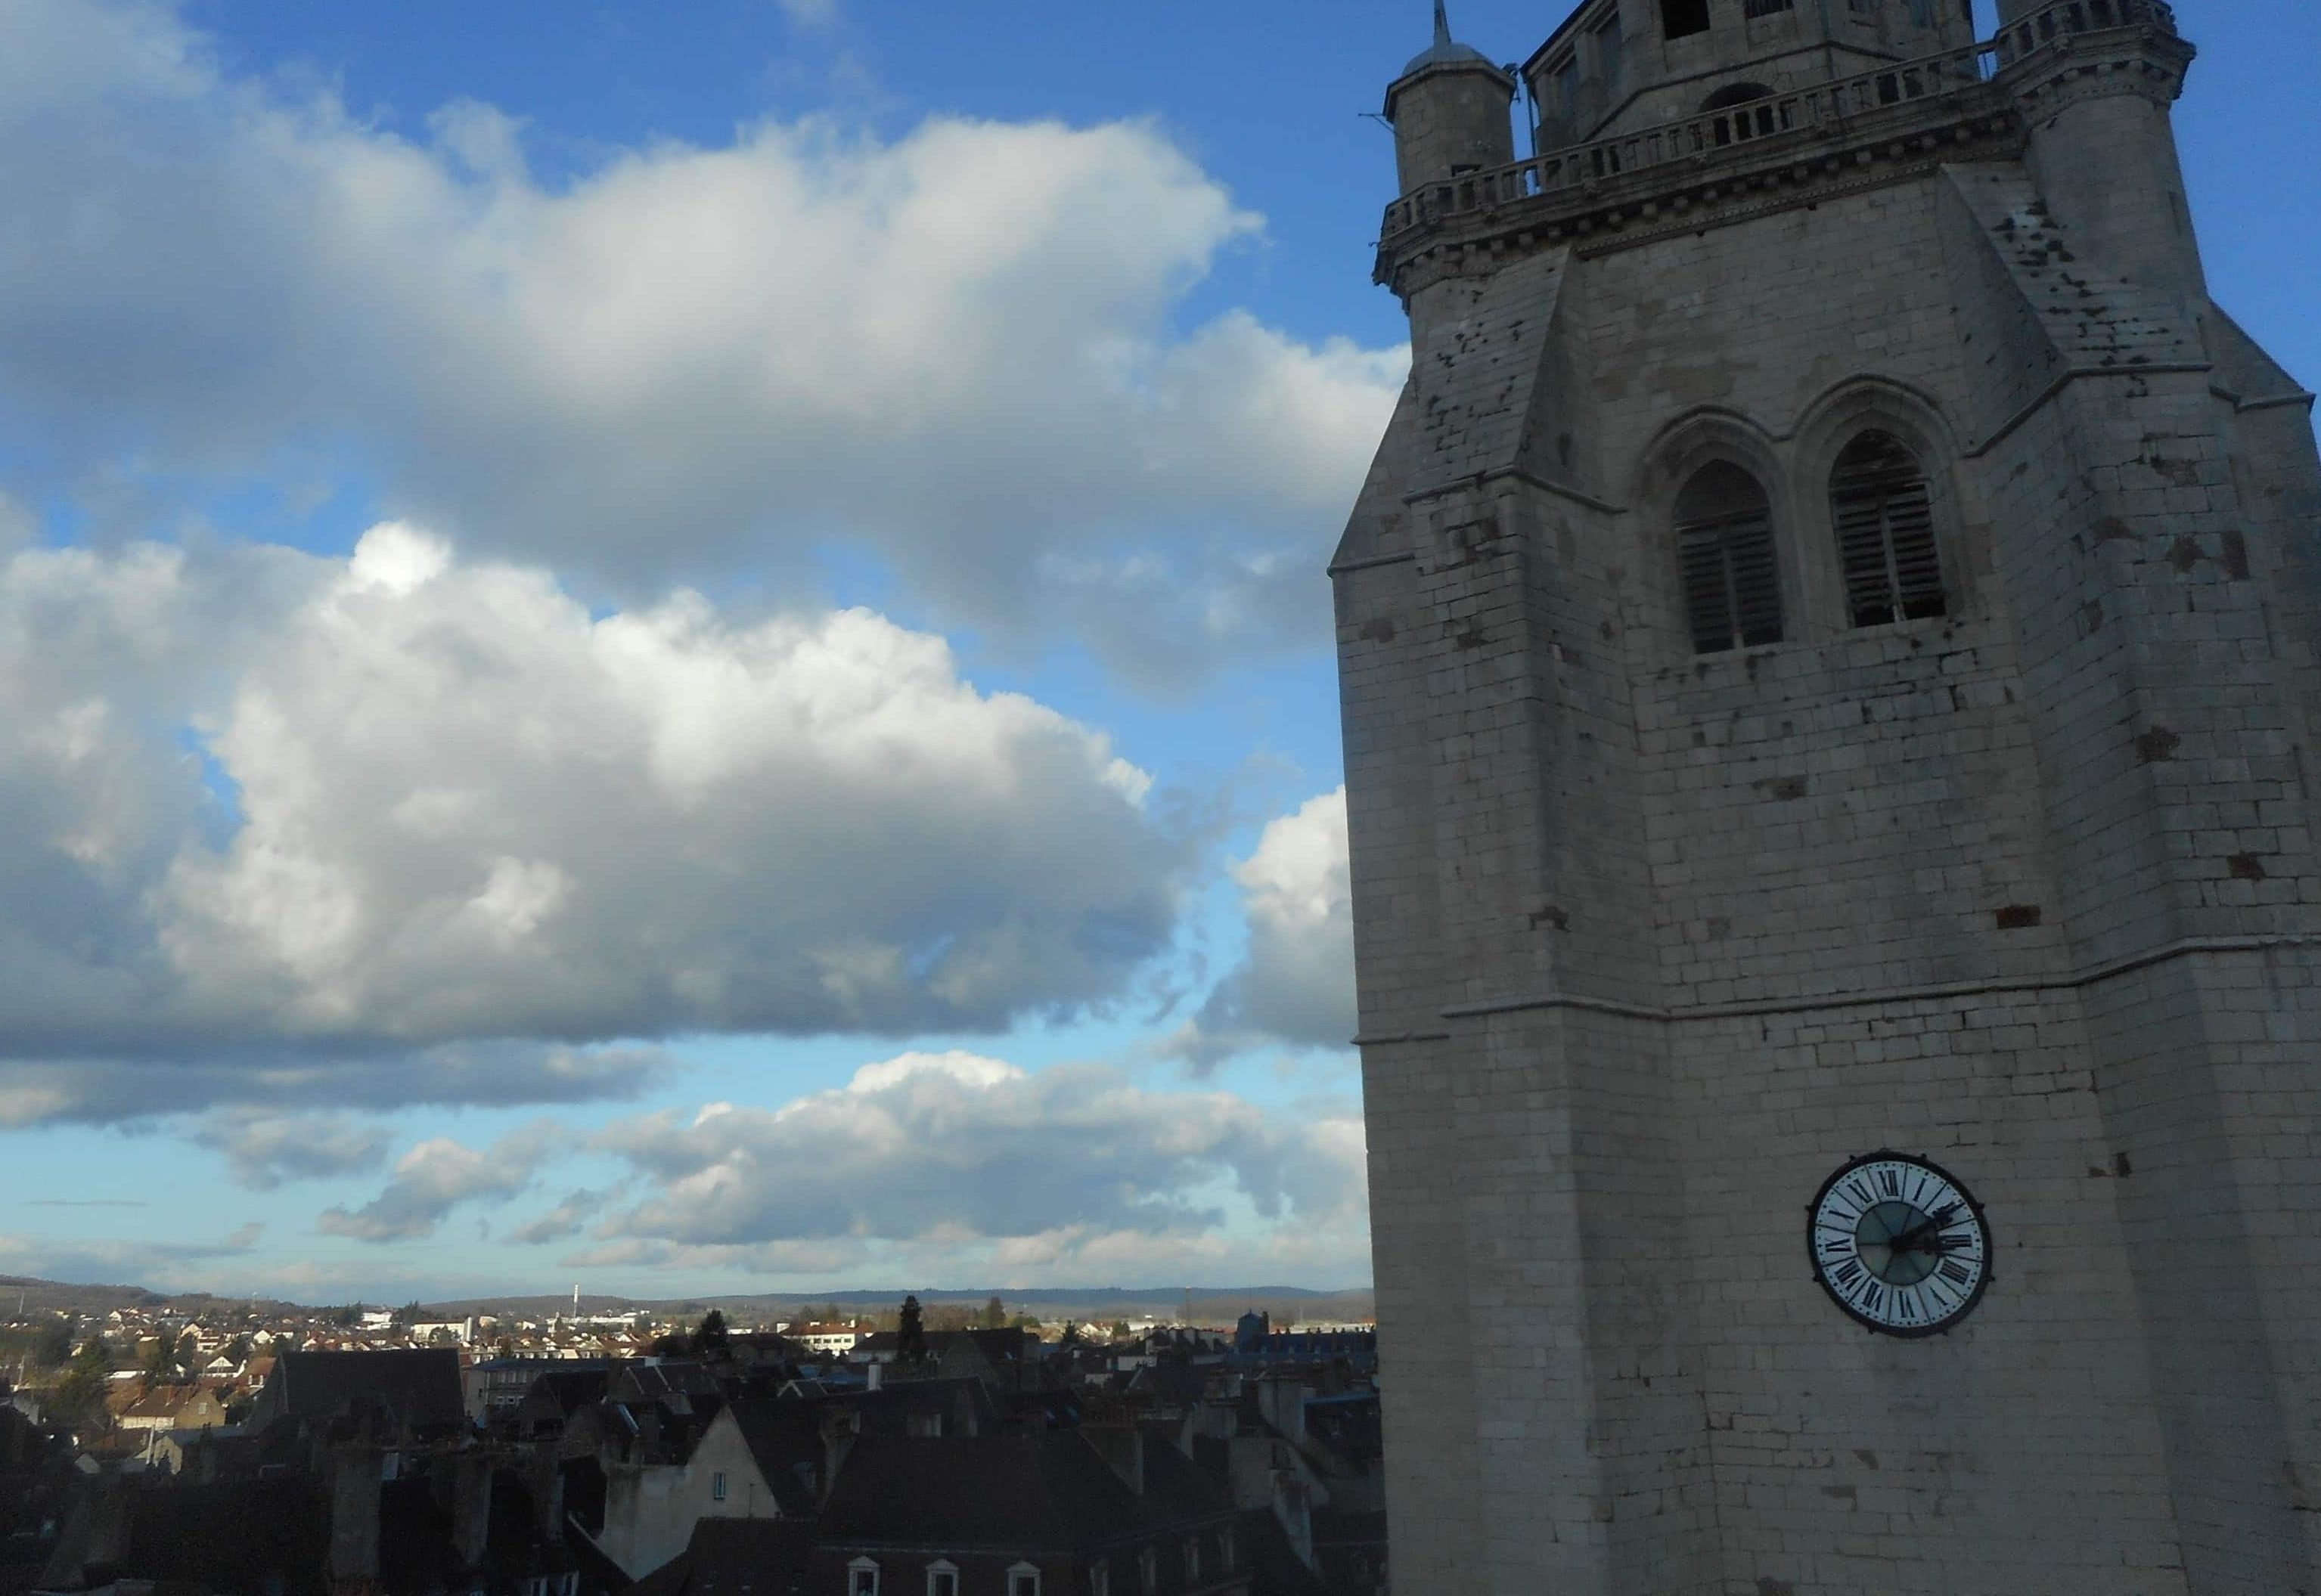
[927, 1562, 960, 1596]
[850, 1560, 881, 1596]
[1007, 1564, 1042, 1596]
[1662, 0, 1711, 38]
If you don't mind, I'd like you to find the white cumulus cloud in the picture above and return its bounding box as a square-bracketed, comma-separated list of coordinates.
[0, 0, 1404, 679]
[0, 527, 1183, 1116]
[582, 1049, 1370, 1282]
[1174, 786, 1355, 1066]
[318, 1121, 564, 1243]
[192, 1109, 392, 1190]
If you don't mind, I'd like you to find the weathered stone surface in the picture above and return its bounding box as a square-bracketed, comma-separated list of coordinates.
[1342, 5, 2321, 1592]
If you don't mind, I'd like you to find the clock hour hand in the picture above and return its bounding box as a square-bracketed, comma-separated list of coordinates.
[1888, 1210, 1952, 1256]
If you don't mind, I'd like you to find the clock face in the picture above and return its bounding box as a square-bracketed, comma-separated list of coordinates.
[1807, 1152, 1990, 1338]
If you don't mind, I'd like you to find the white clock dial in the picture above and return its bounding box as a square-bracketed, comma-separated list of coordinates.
[1808, 1152, 1990, 1337]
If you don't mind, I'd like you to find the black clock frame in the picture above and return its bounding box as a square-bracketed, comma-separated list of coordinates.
[1806, 1148, 1993, 1340]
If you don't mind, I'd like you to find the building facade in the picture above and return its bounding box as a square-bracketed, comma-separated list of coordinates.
[1336, 2, 2321, 1591]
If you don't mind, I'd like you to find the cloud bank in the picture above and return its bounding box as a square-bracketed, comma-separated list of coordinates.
[192, 1110, 391, 1190]
[563, 1049, 1370, 1282]
[318, 1121, 564, 1242]
[1174, 786, 1356, 1065]
[0, 0, 1403, 678]
[0, 527, 1182, 1117]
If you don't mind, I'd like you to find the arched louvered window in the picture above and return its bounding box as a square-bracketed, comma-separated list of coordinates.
[1829, 431, 1945, 628]
[1676, 462, 1784, 654]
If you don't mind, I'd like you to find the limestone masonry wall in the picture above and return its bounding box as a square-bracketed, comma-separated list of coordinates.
[1340, 5, 2321, 1591]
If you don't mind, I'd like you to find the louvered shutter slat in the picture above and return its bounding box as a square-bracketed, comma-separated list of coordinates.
[1830, 435, 1945, 628]
[1676, 465, 1783, 655]
[1727, 510, 1784, 646]
[1680, 523, 1736, 654]
[1835, 493, 1896, 626]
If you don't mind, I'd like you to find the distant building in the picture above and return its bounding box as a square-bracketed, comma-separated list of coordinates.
[406, 1318, 482, 1347]
[466, 1356, 611, 1425]
[785, 1328, 861, 1358]
[111, 1385, 228, 1439]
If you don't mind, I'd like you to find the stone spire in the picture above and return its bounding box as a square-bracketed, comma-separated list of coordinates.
[1397, 0, 1499, 81]
[1383, 0, 1514, 191]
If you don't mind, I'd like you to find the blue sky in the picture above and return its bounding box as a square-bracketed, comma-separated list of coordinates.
[0, 0, 2312, 1304]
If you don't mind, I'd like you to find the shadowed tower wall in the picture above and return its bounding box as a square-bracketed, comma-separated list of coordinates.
[1336, 2, 2321, 1592]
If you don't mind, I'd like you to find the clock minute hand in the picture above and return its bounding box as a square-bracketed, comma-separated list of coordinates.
[1888, 1214, 1945, 1255]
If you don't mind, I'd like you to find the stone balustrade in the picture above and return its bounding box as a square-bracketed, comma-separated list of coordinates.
[1378, 0, 2180, 247]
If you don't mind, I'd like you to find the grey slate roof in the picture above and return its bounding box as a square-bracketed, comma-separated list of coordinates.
[268, 1349, 465, 1435]
[817, 1431, 1233, 1554]
[1400, 1, 1495, 78]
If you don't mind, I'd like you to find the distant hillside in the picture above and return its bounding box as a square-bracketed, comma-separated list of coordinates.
[0, 1274, 1371, 1327]
[0, 1275, 167, 1316]
[422, 1286, 1376, 1326]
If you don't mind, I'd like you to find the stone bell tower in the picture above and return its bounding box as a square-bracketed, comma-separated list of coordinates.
[1336, 2, 2321, 1592]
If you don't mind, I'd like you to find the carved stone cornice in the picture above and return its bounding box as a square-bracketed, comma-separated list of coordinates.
[1375, 1, 2190, 297]
[2005, 31, 2193, 118]
[1380, 104, 2023, 296]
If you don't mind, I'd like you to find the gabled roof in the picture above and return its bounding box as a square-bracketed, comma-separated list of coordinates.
[611, 1360, 722, 1405]
[817, 1432, 1233, 1554]
[721, 1381, 998, 1518]
[630, 1519, 816, 1596]
[523, 1367, 615, 1416]
[725, 1401, 827, 1518]
[113, 1477, 331, 1591]
[268, 1349, 464, 1433]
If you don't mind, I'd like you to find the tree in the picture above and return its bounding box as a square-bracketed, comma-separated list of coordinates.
[390, 1301, 424, 1328]
[142, 1328, 182, 1386]
[52, 1337, 113, 1429]
[697, 1309, 729, 1355]
[897, 1296, 927, 1365]
[222, 1334, 253, 1365]
[980, 1296, 1007, 1330]
[1109, 1321, 1132, 1343]
[31, 1319, 73, 1369]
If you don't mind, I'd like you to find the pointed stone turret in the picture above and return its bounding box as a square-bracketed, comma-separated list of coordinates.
[1383, 0, 1513, 195]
